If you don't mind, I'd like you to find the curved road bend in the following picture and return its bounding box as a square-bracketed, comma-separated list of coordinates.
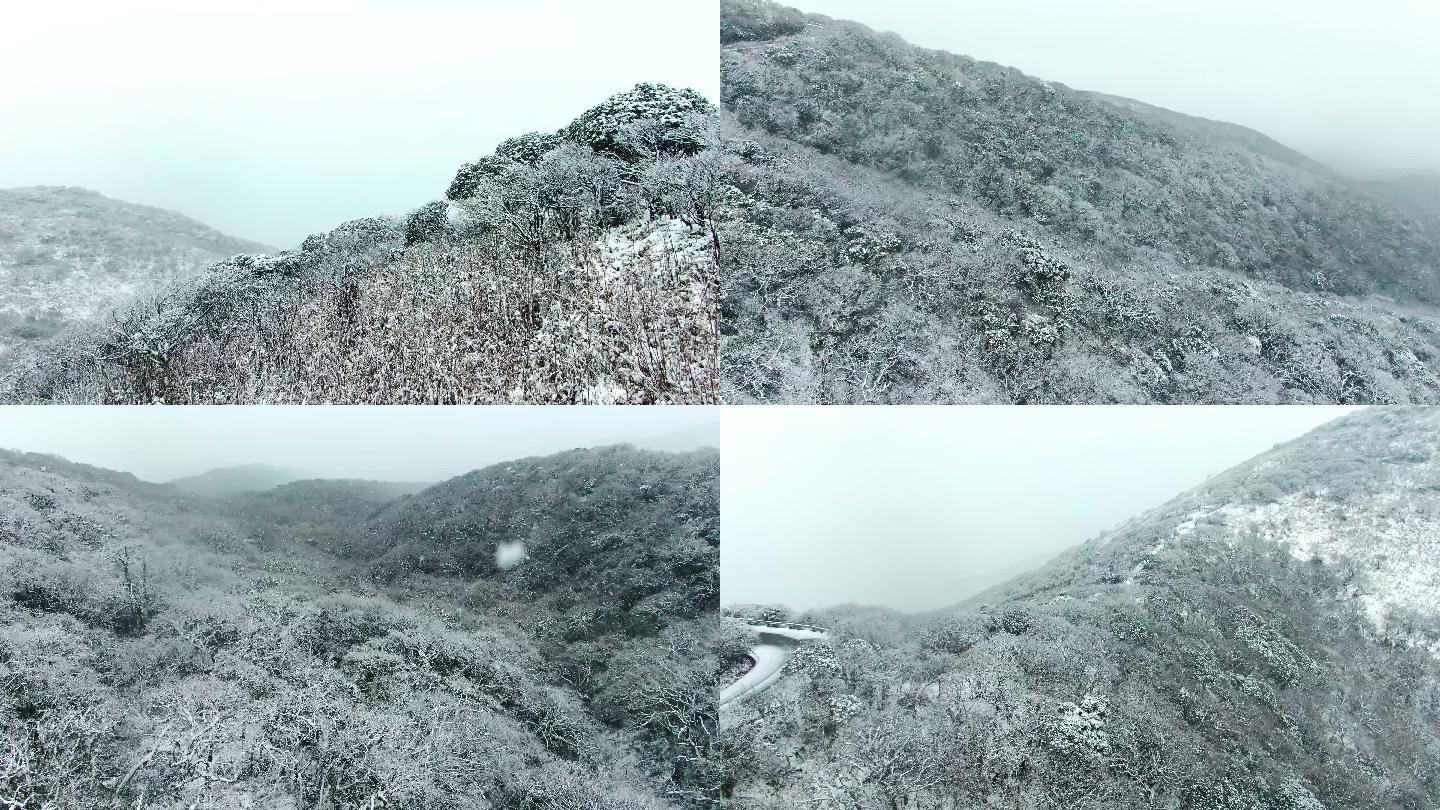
[719, 624, 829, 707]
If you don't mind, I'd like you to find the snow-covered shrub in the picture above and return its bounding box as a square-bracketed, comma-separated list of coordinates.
[402, 200, 452, 247]
[1045, 693, 1110, 761]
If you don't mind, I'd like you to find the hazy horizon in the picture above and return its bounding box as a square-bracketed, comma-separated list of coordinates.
[0, 406, 717, 483]
[0, 0, 719, 247]
[793, 0, 1440, 178]
[722, 406, 1362, 614]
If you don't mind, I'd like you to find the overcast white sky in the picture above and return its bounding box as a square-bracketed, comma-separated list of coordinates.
[795, 0, 1440, 178]
[0, 406, 717, 482]
[722, 405, 1361, 613]
[0, 0, 719, 247]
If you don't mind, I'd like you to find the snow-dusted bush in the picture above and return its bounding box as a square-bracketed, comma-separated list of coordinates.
[565, 83, 713, 164]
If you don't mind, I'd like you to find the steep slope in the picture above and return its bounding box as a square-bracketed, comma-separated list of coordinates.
[4, 84, 720, 405]
[718, 0, 1440, 404]
[0, 186, 271, 370]
[0, 444, 720, 808]
[167, 463, 313, 498]
[722, 408, 1440, 809]
[993, 408, 1440, 635]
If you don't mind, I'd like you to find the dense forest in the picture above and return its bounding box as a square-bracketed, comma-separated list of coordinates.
[2, 83, 720, 405]
[718, 0, 1440, 404]
[0, 444, 722, 808]
[720, 407, 1440, 808]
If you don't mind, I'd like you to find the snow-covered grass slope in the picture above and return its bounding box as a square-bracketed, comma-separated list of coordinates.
[1073, 407, 1440, 652]
[0, 186, 271, 367]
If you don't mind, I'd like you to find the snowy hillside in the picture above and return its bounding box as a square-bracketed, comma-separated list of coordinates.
[1157, 493, 1440, 638]
[1091, 407, 1440, 644]
[724, 408, 1440, 809]
[0, 186, 271, 368]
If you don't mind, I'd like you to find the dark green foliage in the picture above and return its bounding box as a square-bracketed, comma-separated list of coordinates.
[495, 131, 565, 165]
[109, 546, 157, 637]
[565, 83, 715, 164]
[360, 446, 719, 634]
[360, 445, 725, 806]
[223, 477, 428, 551]
[446, 83, 714, 202]
[445, 154, 506, 201]
[447, 132, 564, 201]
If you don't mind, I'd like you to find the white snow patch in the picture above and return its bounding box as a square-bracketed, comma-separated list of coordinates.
[1183, 489, 1440, 643]
[495, 540, 526, 570]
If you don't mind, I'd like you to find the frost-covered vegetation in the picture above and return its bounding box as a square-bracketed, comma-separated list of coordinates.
[721, 407, 1440, 808]
[3, 84, 720, 404]
[719, 0, 1440, 403]
[0, 444, 722, 808]
[0, 187, 271, 374]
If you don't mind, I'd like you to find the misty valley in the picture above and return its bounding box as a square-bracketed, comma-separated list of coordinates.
[0, 442, 721, 808]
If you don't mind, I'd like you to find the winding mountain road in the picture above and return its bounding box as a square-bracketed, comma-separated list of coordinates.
[719, 621, 829, 707]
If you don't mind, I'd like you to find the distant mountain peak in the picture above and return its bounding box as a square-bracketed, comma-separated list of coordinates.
[168, 463, 313, 497]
